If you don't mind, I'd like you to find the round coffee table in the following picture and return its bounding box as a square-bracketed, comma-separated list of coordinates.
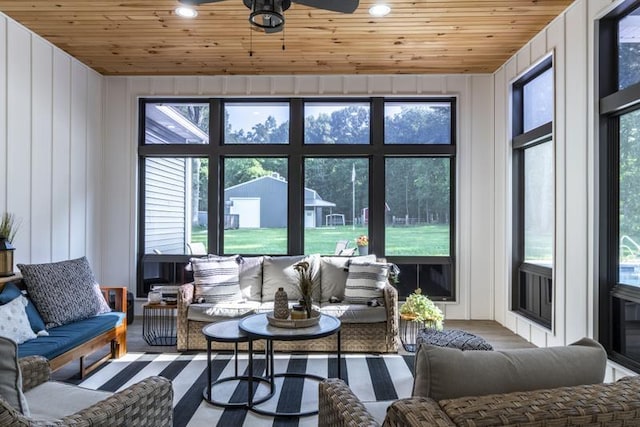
[201, 319, 273, 408]
[239, 312, 341, 417]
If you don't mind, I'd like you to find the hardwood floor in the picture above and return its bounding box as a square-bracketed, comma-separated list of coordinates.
[52, 317, 533, 380]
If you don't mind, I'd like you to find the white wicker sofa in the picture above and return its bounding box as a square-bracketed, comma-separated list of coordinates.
[177, 254, 398, 352]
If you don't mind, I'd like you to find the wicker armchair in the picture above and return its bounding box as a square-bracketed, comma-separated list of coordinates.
[0, 356, 173, 427]
[319, 376, 640, 426]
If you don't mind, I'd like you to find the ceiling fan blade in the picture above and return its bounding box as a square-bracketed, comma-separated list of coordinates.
[178, 0, 228, 5]
[292, 0, 358, 13]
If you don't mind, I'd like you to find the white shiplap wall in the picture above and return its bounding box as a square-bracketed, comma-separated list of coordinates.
[102, 73, 496, 320]
[0, 14, 104, 278]
[493, 0, 636, 379]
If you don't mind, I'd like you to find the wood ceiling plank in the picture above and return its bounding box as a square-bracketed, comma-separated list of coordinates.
[0, 0, 575, 75]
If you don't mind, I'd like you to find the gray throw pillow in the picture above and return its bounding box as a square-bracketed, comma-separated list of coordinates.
[239, 256, 263, 301]
[320, 255, 377, 302]
[412, 337, 607, 401]
[0, 336, 30, 415]
[262, 255, 321, 302]
[17, 257, 111, 328]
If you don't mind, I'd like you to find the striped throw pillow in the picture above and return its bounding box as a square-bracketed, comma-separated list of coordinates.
[344, 262, 389, 304]
[191, 258, 243, 303]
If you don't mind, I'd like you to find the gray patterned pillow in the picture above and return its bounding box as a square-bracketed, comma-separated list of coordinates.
[17, 257, 111, 328]
[191, 257, 243, 303]
[344, 262, 389, 304]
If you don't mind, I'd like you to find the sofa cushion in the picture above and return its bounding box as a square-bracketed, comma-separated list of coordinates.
[0, 336, 29, 415]
[239, 256, 263, 301]
[25, 381, 112, 421]
[187, 301, 260, 322]
[262, 255, 321, 302]
[319, 303, 387, 323]
[344, 262, 389, 304]
[0, 283, 47, 334]
[320, 255, 377, 302]
[17, 312, 125, 360]
[0, 296, 38, 344]
[192, 257, 243, 303]
[412, 337, 607, 401]
[17, 257, 111, 328]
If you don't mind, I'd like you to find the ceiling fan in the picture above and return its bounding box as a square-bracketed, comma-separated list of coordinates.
[178, 0, 359, 33]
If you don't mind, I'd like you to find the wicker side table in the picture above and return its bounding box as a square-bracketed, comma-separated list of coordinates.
[142, 303, 177, 346]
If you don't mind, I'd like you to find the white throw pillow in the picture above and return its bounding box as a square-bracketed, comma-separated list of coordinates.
[191, 258, 243, 303]
[344, 262, 389, 304]
[0, 297, 37, 344]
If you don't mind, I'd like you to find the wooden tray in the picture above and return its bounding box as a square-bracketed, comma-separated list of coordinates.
[266, 310, 321, 328]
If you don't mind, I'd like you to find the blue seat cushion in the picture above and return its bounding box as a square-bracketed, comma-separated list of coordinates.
[18, 312, 125, 360]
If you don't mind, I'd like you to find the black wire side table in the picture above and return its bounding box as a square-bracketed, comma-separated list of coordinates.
[239, 313, 342, 417]
[201, 320, 273, 408]
[142, 303, 177, 346]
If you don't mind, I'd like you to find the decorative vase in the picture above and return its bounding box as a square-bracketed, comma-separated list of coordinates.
[0, 238, 15, 277]
[274, 287, 290, 319]
[358, 246, 368, 256]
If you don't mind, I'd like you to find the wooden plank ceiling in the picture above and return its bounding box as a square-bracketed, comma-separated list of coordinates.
[0, 0, 574, 75]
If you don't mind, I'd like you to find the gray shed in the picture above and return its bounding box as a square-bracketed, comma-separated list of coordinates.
[224, 174, 336, 228]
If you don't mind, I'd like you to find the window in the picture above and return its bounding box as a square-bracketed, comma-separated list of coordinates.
[303, 158, 369, 254]
[224, 102, 289, 144]
[600, 0, 640, 371]
[511, 57, 554, 329]
[304, 102, 370, 144]
[143, 157, 208, 255]
[138, 97, 456, 300]
[223, 157, 288, 254]
[385, 157, 451, 256]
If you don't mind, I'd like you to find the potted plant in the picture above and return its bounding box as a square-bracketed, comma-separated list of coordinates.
[400, 288, 444, 330]
[399, 288, 443, 351]
[293, 260, 317, 319]
[355, 235, 368, 255]
[0, 212, 19, 277]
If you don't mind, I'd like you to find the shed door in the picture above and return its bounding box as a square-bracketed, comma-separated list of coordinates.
[305, 209, 315, 228]
[230, 197, 260, 228]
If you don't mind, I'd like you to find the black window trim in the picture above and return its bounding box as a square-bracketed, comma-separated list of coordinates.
[511, 55, 554, 329]
[599, 0, 640, 373]
[137, 96, 457, 300]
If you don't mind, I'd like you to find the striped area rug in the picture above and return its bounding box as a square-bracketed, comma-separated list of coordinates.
[67, 352, 415, 427]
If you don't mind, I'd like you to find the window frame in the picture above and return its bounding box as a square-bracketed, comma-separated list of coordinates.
[511, 56, 555, 329]
[599, 0, 640, 372]
[137, 96, 457, 300]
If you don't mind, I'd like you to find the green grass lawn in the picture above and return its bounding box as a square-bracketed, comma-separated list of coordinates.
[192, 224, 450, 256]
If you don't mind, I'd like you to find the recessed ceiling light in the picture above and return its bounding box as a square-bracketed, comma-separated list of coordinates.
[369, 4, 391, 17]
[175, 6, 198, 18]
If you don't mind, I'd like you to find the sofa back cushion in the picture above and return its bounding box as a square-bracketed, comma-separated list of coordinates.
[239, 256, 263, 301]
[262, 255, 321, 302]
[413, 337, 607, 401]
[320, 255, 377, 302]
[17, 257, 111, 328]
[192, 257, 243, 303]
[344, 261, 389, 304]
